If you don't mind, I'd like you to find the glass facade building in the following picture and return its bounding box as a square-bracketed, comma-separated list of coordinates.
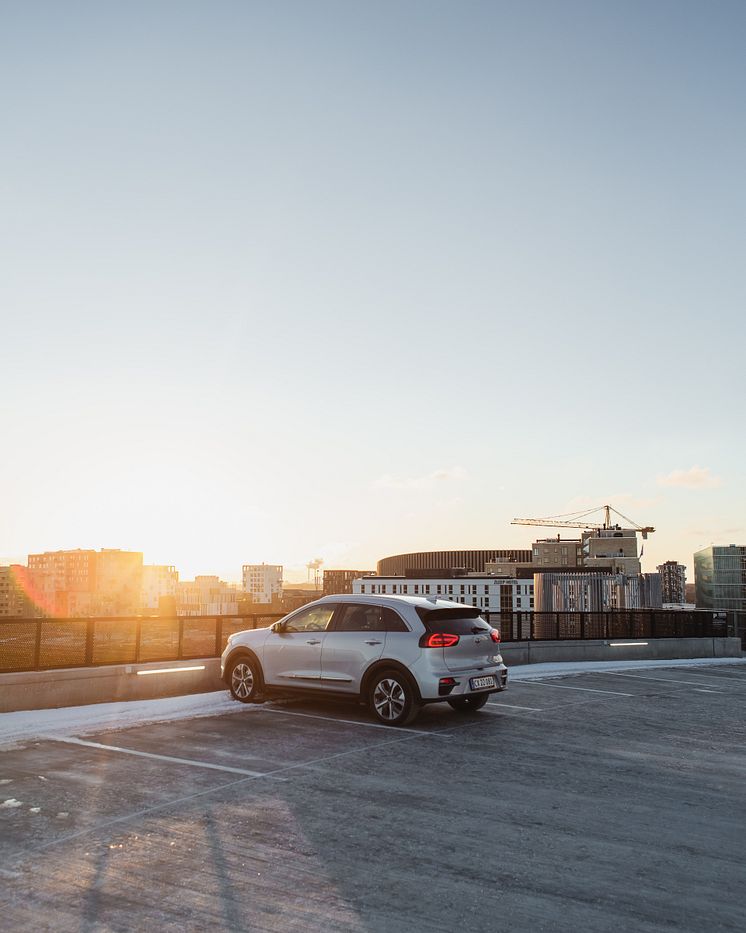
[694, 545, 746, 610]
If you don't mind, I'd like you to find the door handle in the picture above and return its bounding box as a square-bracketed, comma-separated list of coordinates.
[306, 639, 321, 645]
[364, 639, 382, 645]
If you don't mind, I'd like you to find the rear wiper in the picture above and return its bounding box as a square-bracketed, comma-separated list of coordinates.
[471, 626, 489, 634]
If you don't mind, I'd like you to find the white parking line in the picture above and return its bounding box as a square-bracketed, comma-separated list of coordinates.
[259, 706, 450, 736]
[487, 702, 545, 711]
[39, 735, 276, 778]
[599, 672, 731, 690]
[18, 727, 450, 861]
[519, 681, 634, 697]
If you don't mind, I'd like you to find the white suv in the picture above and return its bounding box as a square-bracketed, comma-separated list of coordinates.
[221, 594, 508, 726]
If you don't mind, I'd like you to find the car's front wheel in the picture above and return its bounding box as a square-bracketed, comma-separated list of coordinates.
[228, 656, 262, 703]
[369, 669, 420, 726]
[447, 693, 490, 713]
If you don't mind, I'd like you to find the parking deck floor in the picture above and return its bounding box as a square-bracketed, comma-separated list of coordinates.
[2, 663, 746, 932]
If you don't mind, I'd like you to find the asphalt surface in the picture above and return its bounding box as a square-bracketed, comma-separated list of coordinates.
[2, 663, 745, 932]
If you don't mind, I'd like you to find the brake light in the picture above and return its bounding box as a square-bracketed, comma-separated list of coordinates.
[490, 629, 501, 643]
[421, 632, 460, 648]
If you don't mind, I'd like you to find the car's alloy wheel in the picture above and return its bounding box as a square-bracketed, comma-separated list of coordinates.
[229, 658, 260, 703]
[369, 671, 419, 726]
[447, 693, 490, 713]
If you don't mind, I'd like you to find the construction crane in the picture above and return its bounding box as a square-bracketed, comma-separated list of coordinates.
[511, 505, 655, 539]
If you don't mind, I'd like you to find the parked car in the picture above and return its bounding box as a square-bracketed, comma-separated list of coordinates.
[221, 594, 508, 726]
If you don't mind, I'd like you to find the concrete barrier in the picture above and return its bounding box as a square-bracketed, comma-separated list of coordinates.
[0, 659, 225, 713]
[0, 637, 741, 713]
[499, 636, 742, 667]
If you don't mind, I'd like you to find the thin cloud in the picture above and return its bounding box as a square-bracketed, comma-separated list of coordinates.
[657, 466, 722, 489]
[373, 466, 468, 491]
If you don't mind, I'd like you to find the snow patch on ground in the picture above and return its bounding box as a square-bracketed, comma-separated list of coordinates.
[0, 657, 743, 749]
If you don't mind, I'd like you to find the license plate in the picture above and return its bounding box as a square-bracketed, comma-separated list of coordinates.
[470, 675, 496, 691]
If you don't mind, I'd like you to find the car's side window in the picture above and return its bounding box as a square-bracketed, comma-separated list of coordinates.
[382, 607, 409, 632]
[335, 604, 385, 632]
[284, 605, 336, 633]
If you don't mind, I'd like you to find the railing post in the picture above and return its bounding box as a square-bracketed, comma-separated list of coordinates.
[85, 620, 95, 666]
[580, 613, 586, 640]
[178, 618, 184, 660]
[650, 610, 656, 639]
[35, 620, 43, 671]
[556, 613, 560, 640]
[135, 619, 142, 663]
[215, 617, 223, 657]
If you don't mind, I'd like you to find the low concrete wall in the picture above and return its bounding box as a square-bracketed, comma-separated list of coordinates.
[500, 637, 742, 666]
[0, 637, 741, 713]
[0, 659, 225, 713]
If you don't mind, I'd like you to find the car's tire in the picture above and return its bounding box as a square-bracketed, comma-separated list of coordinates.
[228, 655, 262, 703]
[447, 693, 490, 713]
[368, 669, 420, 726]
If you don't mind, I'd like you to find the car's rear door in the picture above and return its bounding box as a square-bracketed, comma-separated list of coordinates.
[319, 603, 387, 693]
[262, 604, 337, 686]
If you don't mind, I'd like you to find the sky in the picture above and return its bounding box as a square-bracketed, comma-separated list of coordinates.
[1, 0, 744, 582]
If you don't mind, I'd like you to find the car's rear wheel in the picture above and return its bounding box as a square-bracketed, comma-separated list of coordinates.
[228, 656, 262, 703]
[369, 669, 420, 726]
[447, 693, 490, 713]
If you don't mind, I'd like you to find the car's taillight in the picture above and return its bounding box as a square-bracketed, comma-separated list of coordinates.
[420, 632, 460, 648]
[490, 629, 501, 643]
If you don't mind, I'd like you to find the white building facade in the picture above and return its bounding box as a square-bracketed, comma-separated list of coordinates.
[242, 564, 283, 605]
[177, 576, 240, 616]
[141, 565, 179, 611]
[353, 575, 533, 614]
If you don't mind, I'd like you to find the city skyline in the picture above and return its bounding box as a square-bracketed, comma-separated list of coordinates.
[2, 2, 744, 585]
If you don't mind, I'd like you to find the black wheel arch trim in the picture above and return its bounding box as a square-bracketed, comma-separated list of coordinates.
[224, 647, 264, 689]
[360, 659, 422, 703]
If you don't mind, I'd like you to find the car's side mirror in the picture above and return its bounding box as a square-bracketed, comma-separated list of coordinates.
[270, 621, 284, 633]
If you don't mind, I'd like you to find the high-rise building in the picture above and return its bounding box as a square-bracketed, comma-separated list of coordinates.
[694, 545, 746, 611]
[242, 564, 283, 605]
[657, 561, 687, 605]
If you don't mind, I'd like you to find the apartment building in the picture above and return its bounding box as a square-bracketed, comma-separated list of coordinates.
[242, 564, 283, 605]
[323, 569, 374, 596]
[26, 548, 144, 616]
[141, 565, 179, 613]
[581, 528, 642, 575]
[531, 538, 583, 568]
[0, 565, 41, 617]
[657, 561, 687, 605]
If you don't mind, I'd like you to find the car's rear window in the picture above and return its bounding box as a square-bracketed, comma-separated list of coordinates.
[416, 607, 490, 635]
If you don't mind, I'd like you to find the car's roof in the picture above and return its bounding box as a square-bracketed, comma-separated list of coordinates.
[312, 593, 475, 612]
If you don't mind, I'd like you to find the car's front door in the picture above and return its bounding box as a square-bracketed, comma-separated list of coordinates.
[262, 604, 337, 687]
[319, 603, 387, 693]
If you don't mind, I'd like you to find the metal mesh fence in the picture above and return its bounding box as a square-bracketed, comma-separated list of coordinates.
[92, 620, 137, 665]
[39, 621, 87, 669]
[139, 620, 180, 662]
[0, 621, 37, 672]
[0, 609, 733, 673]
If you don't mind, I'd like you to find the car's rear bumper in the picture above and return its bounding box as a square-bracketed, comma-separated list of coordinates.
[418, 663, 508, 701]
